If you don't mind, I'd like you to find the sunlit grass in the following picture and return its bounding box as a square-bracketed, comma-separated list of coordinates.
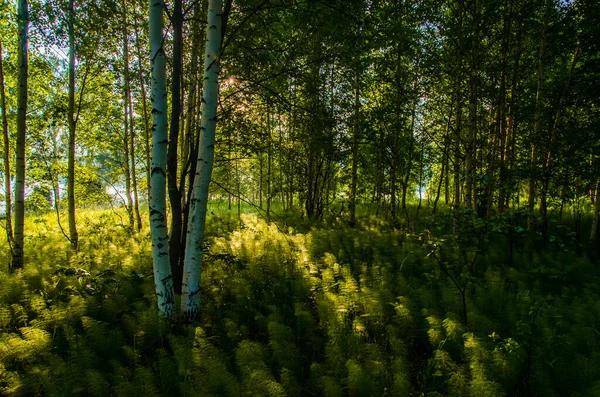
[0, 204, 598, 395]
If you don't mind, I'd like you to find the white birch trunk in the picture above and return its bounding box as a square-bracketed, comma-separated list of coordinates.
[181, 0, 223, 319]
[149, 0, 175, 316]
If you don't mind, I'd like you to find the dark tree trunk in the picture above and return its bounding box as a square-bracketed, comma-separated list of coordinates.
[528, 0, 550, 231]
[349, 70, 360, 226]
[12, 0, 28, 271]
[168, 0, 184, 294]
[0, 41, 13, 253]
[67, 0, 78, 251]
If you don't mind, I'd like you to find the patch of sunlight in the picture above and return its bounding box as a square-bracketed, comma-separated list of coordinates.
[0, 327, 51, 361]
[353, 319, 367, 336]
[463, 333, 478, 349]
[425, 314, 444, 346]
[393, 296, 413, 323]
[291, 233, 311, 266]
[121, 255, 133, 270]
[443, 318, 463, 340]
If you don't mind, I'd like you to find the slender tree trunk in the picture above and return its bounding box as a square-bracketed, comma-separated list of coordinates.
[149, 0, 175, 316]
[168, 0, 184, 294]
[380, 149, 384, 211]
[391, 44, 401, 227]
[433, 153, 445, 215]
[237, 151, 241, 220]
[49, 137, 64, 235]
[0, 41, 13, 252]
[591, 176, 600, 241]
[181, 0, 225, 319]
[227, 132, 232, 210]
[528, 0, 549, 231]
[489, 2, 510, 218]
[180, 1, 203, 277]
[444, 143, 450, 205]
[465, 0, 479, 213]
[258, 153, 262, 208]
[492, 4, 511, 216]
[278, 112, 285, 210]
[539, 42, 580, 233]
[134, 23, 152, 202]
[124, 25, 142, 231]
[122, 82, 134, 230]
[434, 111, 452, 215]
[416, 141, 425, 221]
[485, 125, 499, 218]
[391, 133, 398, 224]
[453, 144, 461, 212]
[12, 0, 28, 272]
[266, 103, 272, 217]
[349, 69, 360, 226]
[122, 2, 137, 231]
[402, 101, 417, 222]
[592, 172, 600, 205]
[123, 0, 141, 231]
[453, 0, 464, 216]
[67, 0, 78, 251]
[590, 154, 595, 204]
[288, 101, 296, 210]
[499, 15, 523, 212]
[497, 3, 516, 214]
[129, 113, 142, 231]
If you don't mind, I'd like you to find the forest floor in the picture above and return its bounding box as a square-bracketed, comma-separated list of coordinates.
[0, 204, 599, 396]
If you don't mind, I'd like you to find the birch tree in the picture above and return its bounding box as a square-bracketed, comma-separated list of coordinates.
[181, 0, 224, 319]
[149, 0, 174, 316]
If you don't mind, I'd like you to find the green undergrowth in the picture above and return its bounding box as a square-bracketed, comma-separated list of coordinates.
[0, 207, 599, 396]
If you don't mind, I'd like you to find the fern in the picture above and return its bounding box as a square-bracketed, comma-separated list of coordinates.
[86, 369, 110, 397]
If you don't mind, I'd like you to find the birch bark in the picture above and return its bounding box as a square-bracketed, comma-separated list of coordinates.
[181, 0, 224, 318]
[149, 0, 175, 316]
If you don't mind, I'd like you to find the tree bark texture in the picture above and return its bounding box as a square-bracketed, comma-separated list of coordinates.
[149, 0, 175, 316]
[12, 0, 28, 271]
[181, 0, 224, 319]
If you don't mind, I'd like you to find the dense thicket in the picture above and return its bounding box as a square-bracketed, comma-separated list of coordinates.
[0, 0, 599, 395]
